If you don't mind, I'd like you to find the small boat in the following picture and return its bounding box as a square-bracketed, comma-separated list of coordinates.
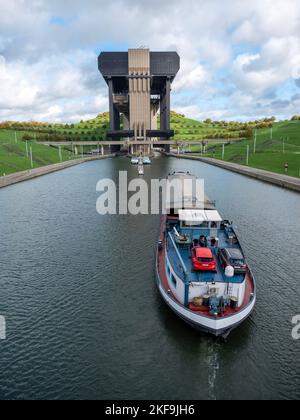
[131, 157, 139, 165]
[138, 164, 144, 176]
[156, 172, 256, 338]
[143, 156, 152, 165]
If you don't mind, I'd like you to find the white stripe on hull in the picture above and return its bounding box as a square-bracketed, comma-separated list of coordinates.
[157, 274, 256, 336]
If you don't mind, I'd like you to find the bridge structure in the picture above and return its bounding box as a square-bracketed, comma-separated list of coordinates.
[98, 48, 180, 154]
[36, 139, 235, 155]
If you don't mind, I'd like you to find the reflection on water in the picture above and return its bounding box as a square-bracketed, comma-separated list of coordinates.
[0, 156, 299, 400]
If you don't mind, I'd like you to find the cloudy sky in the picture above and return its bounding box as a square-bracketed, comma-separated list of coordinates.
[0, 0, 300, 122]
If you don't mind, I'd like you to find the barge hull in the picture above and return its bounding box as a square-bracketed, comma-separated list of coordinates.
[156, 249, 256, 338]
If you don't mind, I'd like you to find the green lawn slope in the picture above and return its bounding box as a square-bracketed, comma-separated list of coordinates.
[1, 112, 299, 178]
[200, 120, 300, 178]
[0, 130, 77, 176]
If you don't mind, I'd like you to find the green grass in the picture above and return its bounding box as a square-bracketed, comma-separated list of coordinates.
[194, 121, 300, 178]
[0, 130, 79, 175]
[169, 112, 250, 141]
[1, 112, 298, 178]
[2, 111, 250, 144]
[0, 113, 110, 144]
[0, 111, 250, 176]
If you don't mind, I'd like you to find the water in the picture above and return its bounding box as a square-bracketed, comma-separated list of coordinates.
[0, 156, 299, 400]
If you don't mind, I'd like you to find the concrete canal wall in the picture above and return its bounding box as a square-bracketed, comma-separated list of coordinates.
[0, 155, 115, 189]
[166, 153, 300, 193]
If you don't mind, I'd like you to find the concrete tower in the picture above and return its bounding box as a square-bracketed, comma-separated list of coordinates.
[98, 48, 180, 154]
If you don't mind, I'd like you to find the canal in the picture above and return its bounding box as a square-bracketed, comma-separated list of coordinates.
[0, 156, 299, 400]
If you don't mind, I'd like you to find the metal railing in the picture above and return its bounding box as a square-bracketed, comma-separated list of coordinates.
[167, 231, 189, 281]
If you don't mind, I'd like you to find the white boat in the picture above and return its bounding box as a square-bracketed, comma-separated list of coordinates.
[143, 156, 152, 165]
[131, 157, 139, 165]
[138, 164, 144, 176]
[156, 172, 256, 338]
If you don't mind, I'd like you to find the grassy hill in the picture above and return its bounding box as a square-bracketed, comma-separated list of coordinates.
[0, 111, 298, 178]
[169, 112, 254, 141]
[0, 111, 256, 143]
[0, 111, 256, 175]
[199, 120, 300, 178]
[0, 113, 110, 175]
[0, 130, 78, 176]
[0, 113, 109, 143]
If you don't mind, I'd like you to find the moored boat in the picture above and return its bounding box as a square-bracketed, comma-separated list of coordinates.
[143, 156, 152, 165]
[138, 163, 144, 176]
[156, 172, 256, 338]
[131, 157, 139, 165]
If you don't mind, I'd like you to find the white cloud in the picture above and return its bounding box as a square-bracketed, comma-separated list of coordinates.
[232, 53, 277, 93]
[1, 0, 300, 122]
[232, 0, 300, 44]
[233, 37, 300, 94]
[0, 49, 107, 122]
[174, 65, 208, 91]
[0, 56, 40, 108]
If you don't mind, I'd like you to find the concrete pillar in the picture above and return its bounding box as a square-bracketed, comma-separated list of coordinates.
[108, 79, 121, 152]
[114, 110, 120, 131]
[128, 49, 151, 157]
[108, 78, 115, 131]
[160, 92, 166, 132]
[165, 77, 171, 131]
[160, 78, 171, 153]
[123, 114, 130, 130]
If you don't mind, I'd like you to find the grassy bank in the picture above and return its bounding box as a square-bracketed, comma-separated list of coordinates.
[0, 111, 253, 176]
[191, 121, 300, 178]
[1, 112, 298, 178]
[0, 130, 78, 175]
[1, 112, 252, 144]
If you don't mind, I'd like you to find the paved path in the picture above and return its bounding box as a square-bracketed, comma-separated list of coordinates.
[0, 155, 115, 189]
[167, 153, 300, 193]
